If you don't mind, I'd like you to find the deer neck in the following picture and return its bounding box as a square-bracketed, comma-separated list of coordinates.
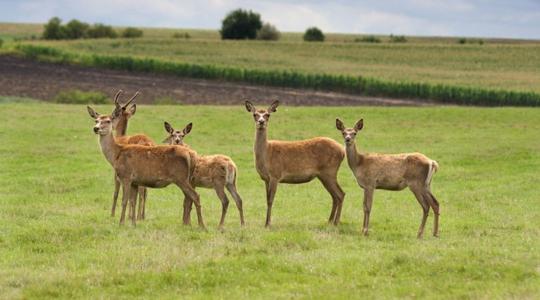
[345, 141, 364, 171]
[115, 117, 128, 137]
[99, 131, 121, 166]
[254, 127, 269, 176]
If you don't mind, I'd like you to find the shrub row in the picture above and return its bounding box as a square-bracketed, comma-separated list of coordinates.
[16, 44, 540, 106]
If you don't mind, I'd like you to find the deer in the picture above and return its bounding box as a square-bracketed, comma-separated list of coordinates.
[244, 100, 346, 227]
[335, 118, 440, 238]
[163, 121, 245, 228]
[110, 90, 156, 221]
[87, 105, 205, 228]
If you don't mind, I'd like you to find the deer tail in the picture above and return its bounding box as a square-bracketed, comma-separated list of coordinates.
[425, 160, 439, 186]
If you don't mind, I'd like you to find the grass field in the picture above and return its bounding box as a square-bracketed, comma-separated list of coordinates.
[1, 98, 539, 298]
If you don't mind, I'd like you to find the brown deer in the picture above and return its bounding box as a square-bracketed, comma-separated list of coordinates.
[110, 90, 156, 220]
[87, 105, 205, 228]
[335, 118, 440, 238]
[245, 100, 346, 227]
[163, 121, 245, 228]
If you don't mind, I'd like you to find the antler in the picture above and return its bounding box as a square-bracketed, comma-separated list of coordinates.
[114, 90, 124, 106]
[123, 91, 140, 108]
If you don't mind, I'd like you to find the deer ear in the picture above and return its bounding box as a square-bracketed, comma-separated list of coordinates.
[268, 100, 280, 112]
[245, 101, 255, 112]
[128, 104, 137, 116]
[164, 122, 174, 134]
[336, 118, 345, 131]
[87, 106, 99, 119]
[354, 119, 364, 131]
[183, 122, 193, 135]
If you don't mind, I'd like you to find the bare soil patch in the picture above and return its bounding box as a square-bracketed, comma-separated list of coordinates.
[0, 55, 428, 106]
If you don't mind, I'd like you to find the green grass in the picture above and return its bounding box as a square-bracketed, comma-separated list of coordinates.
[0, 99, 539, 298]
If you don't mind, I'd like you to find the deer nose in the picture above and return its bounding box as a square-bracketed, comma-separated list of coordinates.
[93, 127, 99, 133]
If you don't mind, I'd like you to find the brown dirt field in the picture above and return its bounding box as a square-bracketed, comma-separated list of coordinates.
[0, 55, 428, 106]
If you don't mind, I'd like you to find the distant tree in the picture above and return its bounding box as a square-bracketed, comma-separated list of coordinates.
[87, 23, 117, 39]
[64, 19, 89, 39]
[257, 23, 280, 41]
[220, 9, 262, 40]
[43, 17, 65, 40]
[122, 27, 143, 38]
[355, 35, 381, 43]
[389, 34, 407, 43]
[303, 27, 325, 42]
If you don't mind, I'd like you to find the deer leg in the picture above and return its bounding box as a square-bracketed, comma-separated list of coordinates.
[319, 176, 345, 225]
[215, 185, 230, 229]
[129, 184, 138, 226]
[226, 183, 245, 226]
[119, 181, 133, 225]
[141, 188, 148, 220]
[182, 192, 194, 225]
[137, 186, 145, 220]
[425, 191, 440, 237]
[362, 188, 374, 236]
[178, 181, 205, 229]
[265, 180, 278, 228]
[411, 187, 429, 239]
[112, 173, 120, 217]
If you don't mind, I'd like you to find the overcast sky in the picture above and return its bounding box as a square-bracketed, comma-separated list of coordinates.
[1, 0, 539, 39]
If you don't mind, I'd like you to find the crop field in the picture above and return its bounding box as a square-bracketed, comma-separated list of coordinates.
[23, 38, 540, 93]
[0, 98, 539, 298]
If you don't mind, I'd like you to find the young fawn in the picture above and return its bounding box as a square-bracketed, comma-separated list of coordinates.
[245, 100, 346, 227]
[110, 90, 155, 220]
[87, 105, 205, 228]
[163, 121, 245, 228]
[336, 118, 440, 238]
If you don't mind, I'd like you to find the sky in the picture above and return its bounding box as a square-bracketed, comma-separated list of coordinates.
[1, 0, 540, 39]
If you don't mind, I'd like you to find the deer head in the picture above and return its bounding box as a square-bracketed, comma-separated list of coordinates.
[87, 106, 121, 136]
[336, 118, 364, 145]
[163, 121, 193, 145]
[112, 90, 139, 127]
[245, 100, 279, 129]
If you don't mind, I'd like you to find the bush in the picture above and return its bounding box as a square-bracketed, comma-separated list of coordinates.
[0, 38, 3, 48]
[87, 24, 117, 39]
[303, 27, 325, 42]
[457, 38, 484, 45]
[54, 90, 108, 104]
[257, 23, 280, 41]
[389, 34, 407, 43]
[64, 19, 89, 39]
[355, 35, 381, 43]
[172, 32, 191, 39]
[220, 9, 262, 39]
[43, 17, 64, 40]
[122, 27, 143, 38]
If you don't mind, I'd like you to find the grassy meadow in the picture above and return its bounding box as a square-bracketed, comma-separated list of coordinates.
[0, 98, 539, 298]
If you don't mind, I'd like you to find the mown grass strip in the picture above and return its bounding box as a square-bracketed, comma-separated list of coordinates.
[15, 44, 540, 106]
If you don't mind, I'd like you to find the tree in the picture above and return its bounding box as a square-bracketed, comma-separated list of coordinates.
[122, 27, 143, 38]
[65, 19, 89, 39]
[43, 17, 64, 40]
[87, 23, 117, 39]
[257, 23, 280, 41]
[303, 27, 325, 42]
[220, 9, 262, 40]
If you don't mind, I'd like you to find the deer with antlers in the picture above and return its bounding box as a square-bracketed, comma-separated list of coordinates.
[110, 90, 156, 220]
[335, 118, 440, 238]
[87, 105, 205, 228]
[245, 100, 346, 227]
[163, 121, 245, 228]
